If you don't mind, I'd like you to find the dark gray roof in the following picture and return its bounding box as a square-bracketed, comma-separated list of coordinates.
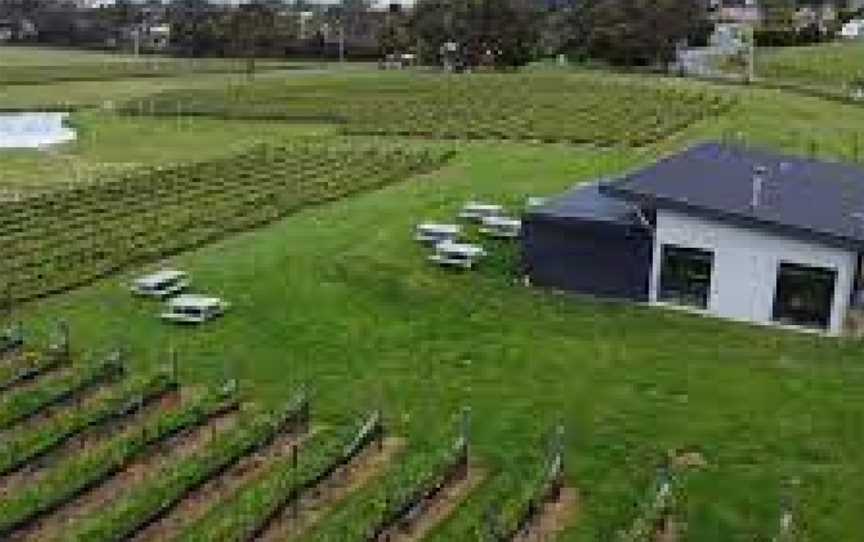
[601, 142, 864, 250]
[529, 181, 644, 227]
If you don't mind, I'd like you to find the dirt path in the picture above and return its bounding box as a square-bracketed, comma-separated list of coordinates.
[512, 486, 579, 542]
[389, 464, 486, 542]
[131, 425, 314, 542]
[12, 406, 239, 541]
[0, 388, 179, 496]
[259, 437, 405, 542]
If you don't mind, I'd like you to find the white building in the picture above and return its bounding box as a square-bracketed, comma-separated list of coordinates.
[650, 208, 856, 335]
[841, 19, 864, 40]
[525, 143, 864, 336]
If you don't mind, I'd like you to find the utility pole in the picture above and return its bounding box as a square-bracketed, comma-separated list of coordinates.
[133, 27, 141, 58]
[746, 24, 755, 85]
[339, 22, 345, 64]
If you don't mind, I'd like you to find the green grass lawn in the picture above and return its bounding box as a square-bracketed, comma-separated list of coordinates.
[3, 63, 864, 540]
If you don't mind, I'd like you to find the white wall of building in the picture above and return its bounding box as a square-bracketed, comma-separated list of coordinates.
[650, 209, 858, 335]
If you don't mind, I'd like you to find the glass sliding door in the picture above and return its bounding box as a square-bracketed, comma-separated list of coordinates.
[659, 245, 714, 309]
[772, 262, 836, 330]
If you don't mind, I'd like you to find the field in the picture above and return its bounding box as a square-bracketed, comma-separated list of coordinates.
[127, 72, 733, 146]
[0, 46, 163, 66]
[0, 139, 452, 302]
[0, 45, 314, 86]
[0, 112, 336, 194]
[754, 42, 864, 98]
[2, 46, 864, 541]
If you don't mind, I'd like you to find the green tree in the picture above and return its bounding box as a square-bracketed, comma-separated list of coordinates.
[569, 0, 709, 68]
[378, 10, 411, 55]
[169, 0, 225, 57]
[761, 0, 797, 31]
[226, 2, 278, 77]
[409, 0, 541, 68]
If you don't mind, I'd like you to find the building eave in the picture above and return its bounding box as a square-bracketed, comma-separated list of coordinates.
[601, 182, 864, 253]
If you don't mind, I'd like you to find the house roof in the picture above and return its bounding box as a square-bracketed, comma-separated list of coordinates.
[601, 142, 864, 250]
[528, 181, 645, 228]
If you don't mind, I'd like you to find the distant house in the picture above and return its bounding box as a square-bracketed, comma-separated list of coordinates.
[524, 143, 864, 335]
[841, 19, 864, 39]
[715, 0, 761, 25]
[0, 19, 13, 42]
[709, 22, 750, 53]
[74, 0, 115, 8]
[0, 17, 37, 42]
[715, 0, 845, 30]
[142, 23, 170, 51]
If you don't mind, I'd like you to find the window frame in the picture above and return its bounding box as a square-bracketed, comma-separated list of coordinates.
[772, 261, 837, 331]
[658, 244, 715, 310]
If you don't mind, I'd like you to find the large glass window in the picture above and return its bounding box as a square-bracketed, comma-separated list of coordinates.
[659, 245, 713, 309]
[773, 262, 836, 330]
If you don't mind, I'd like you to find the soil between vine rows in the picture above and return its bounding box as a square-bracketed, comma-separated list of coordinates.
[376, 463, 487, 542]
[130, 425, 315, 542]
[0, 357, 65, 396]
[10, 401, 238, 541]
[512, 486, 579, 542]
[0, 365, 80, 429]
[0, 366, 79, 428]
[654, 516, 682, 542]
[0, 386, 178, 496]
[0, 364, 121, 434]
[258, 436, 405, 542]
[0, 367, 118, 454]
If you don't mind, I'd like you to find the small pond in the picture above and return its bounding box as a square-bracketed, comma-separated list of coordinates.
[0, 112, 77, 149]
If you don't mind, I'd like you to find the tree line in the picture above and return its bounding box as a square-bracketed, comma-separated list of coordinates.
[394, 0, 711, 69]
[0, 0, 713, 69]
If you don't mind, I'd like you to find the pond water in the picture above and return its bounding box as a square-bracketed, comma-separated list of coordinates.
[0, 112, 77, 149]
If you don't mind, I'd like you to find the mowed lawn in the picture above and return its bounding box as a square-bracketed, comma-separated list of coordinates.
[3, 54, 864, 539]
